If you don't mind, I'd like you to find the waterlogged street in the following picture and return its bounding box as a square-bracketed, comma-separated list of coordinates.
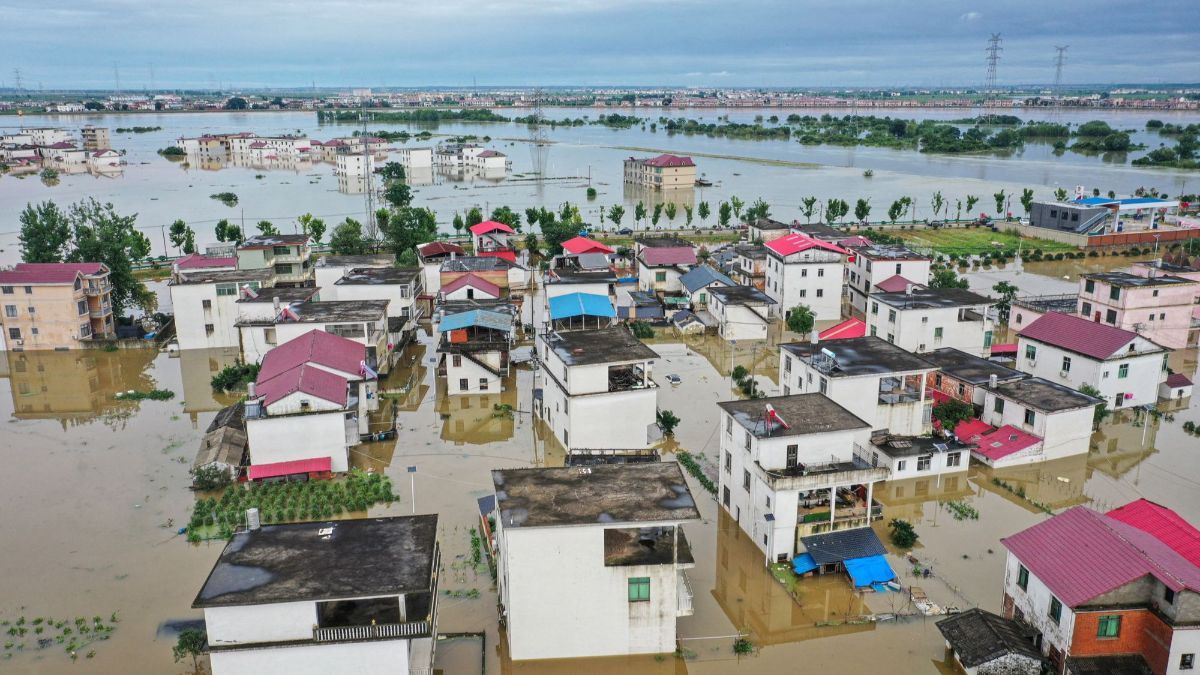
[0, 289, 1196, 673]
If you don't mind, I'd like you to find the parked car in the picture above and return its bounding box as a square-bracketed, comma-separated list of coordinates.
[617, 227, 634, 235]
[665, 374, 682, 386]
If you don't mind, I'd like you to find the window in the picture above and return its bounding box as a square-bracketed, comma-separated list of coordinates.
[743, 470, 751, 491]
[895, 263, 902, 274]
[0, 286, 11, 294]
[1181, 654, 1194, 670]
[264, 328, 277, 344]
[786, 445, 798, 468]
[801, 269, 808, 277]
[1165, 587, 1176, 604]
[272, 246, 291, 255]
[917, 456, 931, 472]
[1062, 356, 1072, 373]
[1017, 565, 1029, 590]
[452, 355, 462, 367]
[1153, 289, 1159, 297]
[458, 378, 468, 390]
[934, 374, 943, 387]
[723, 487, 730, 507]
[655, 271, 666, 282]
[1114, 364, 1130, 381]
[799, 289, 806, 298]
[888, 309, 897, 323]
[946, 452, 961, 467]
[724, 451, 731, 473]
[1024, 344, 1037, 360]
[204, 324, 215, 336]
[1050, 209, 1058, 218]
[784, 356, 792, 373]
[80, 324, 91, 337]
[1049, 597, 1062, 624]
[1109, 286, 1120, 301]
[897, 460, 907, 471]
[817, 268, 824, 277]
[3, 305, 15, 318]
[886, 333, 894, 344]
[1097, 615, 1121, 638]
[933, 327, 943, 339]
[816, 289, 823, 298]
[274, 263, 294, 275]
[479, 378, 489, 391]
[1105, 309, 1117, 324]
[994, 398, 1005, 414]
[744, 430, 752, 452]
[870, 325, 877, 337]
[1081, 302, 1092, 317]
[23, 286, 31, 294]
[871, 302, 879, 315]
[1024, 409, 1036, 426]
[77, 300, 88, 315]
[1084, 279, 1095, 293]
[726, 416, 732, 436]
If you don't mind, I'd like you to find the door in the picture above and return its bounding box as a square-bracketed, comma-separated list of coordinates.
[1114, 392, 1124, 408]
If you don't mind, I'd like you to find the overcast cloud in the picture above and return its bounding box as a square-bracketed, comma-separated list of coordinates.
[2, 0, 1196, 89]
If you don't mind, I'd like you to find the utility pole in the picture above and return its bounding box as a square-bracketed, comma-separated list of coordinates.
[984, 33, 1002, 107]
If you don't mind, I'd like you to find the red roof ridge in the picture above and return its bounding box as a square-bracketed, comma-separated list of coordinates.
[1019, 312, 1142, 360]
[765, 233, 848, 257]
[469, 220, 515, 235]
[442, 273, 501, 297]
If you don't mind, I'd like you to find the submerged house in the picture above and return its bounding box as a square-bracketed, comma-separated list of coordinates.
[936, 608, 1043, 675]
[194, 515, 440, 675]
[437, 309, 515, 395]
[193, 402, 248, 481]
[491, 463, 700, 660]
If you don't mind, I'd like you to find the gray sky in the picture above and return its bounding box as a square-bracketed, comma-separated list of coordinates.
[2, 0, 1197, 89]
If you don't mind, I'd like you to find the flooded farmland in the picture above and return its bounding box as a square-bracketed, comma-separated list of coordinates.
[0, 291, 1197, 673]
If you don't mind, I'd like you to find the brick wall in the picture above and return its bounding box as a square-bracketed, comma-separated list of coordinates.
[1070, 608, 1172, 675]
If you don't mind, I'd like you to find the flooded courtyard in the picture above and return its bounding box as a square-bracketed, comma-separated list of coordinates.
[0, 286, 1196, 673]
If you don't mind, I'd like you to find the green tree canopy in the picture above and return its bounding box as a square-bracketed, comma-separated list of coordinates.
[18, 201, 71, 262]
[383, 207, 437, 263]
[383, 182, 413, 210]
[786, 305, 815, 336]
[329, 218, 369, 255]
[256, 220, 279, 236]
[930, 267, 970, 289]
[490, 205, 521, 230]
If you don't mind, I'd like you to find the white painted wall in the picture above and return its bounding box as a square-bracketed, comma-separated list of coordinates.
[779, 355, 932, 436]
[764, 257, 843, 319]
[443, 351, 503, 395]
[713, 298, 771, 341]
[865, 445, 967, 479]
[442, 284, 499, 302]
[205, 602, 316, 645]
[638, 262, 686, 293]
[865, 302, 993, 357]
[336, 283, 419, 324]
[1015, 337, 1165, 408]
[171, 283, 241, 350]
[541, 381, 655, 450]
[847, 255, 931, 313]
[245, 413, 350, 472]
[498, 522, 684, 660]
[979, 390, 1094, 462]
[209, 638, 410, 675]
[1003, 551, 1075, 663]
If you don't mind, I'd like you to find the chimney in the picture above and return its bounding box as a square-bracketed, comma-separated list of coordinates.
[989, 374, 998, 388]
[247, 508, 261, 531]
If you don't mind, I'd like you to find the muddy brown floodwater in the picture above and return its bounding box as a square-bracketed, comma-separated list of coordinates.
[0, 316, 1196, 674]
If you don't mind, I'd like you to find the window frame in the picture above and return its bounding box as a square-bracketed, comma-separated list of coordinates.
[1096, 614, 1121, 639]
[628, 577, 650, 602]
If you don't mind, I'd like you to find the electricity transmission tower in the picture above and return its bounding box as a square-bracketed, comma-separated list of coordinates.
[360, 102, 378, 242]
[984, 33, 1002, 105]
[1053, 46, 1069, 96]
[12, 68, 23, 93]
[528, 88, 550, 181]
[113, 62, 121, 97]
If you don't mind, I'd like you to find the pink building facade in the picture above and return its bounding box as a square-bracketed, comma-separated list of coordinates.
[1076, 271, 1199, 349]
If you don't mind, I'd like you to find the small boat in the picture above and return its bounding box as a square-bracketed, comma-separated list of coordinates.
[694, 178, 713, 187]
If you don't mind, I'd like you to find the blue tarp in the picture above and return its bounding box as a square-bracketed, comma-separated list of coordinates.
[791, 553, 818, 575]
[548, 292, 615, 320]
[843, 555, 897, 588]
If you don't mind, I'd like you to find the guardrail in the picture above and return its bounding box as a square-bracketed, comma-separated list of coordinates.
[313, 621, 431, 642]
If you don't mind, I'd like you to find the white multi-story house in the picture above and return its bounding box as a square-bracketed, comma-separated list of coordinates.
[974, 376, 1101, 467]
[395, 147, 433, 168]
[763, 233, 846, 320]
[716, 393, 887, 564]
[170, 269, 275, 350]
[536, 326, 660, 451]
[491, 463, 700, 660]
[333, 268, 424, 345]
[25, 127, 72, 146]
[334, 151, 374, 177]
[314, 254, 396, 297]
[779, 336, 938, 436]
[228, 135, 312, 156]
[236, 234, 313, 286]
[709, 285, 777, 341]
[1001, 504, 1200, 675]
[237, 300, 390, 372]
[469, 221, 517, 262]
[242, 328, 378, 478]
[746, 217, 793, 243]
[859, 433, 971, 480]
[193, 515, 440, 675]
[845, 244, 932, 314]
[437, 309, 514, 395]
[866, 287, 996, 357]
[636, 237, 696, 295]
[1016, 312, 1169, 408]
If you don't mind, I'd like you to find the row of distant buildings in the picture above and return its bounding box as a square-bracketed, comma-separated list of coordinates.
[0, 125, 124, 173]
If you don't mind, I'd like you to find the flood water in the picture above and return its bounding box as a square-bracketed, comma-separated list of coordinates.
[1, 279, 1197, 673]
[2, 107, 1198, 264]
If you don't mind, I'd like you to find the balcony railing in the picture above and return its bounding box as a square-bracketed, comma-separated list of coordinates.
[83, 283, 111, 296]
[89, 304, 112, 318]
[313, 621, 431, 642]
[677, 571, 694, 617]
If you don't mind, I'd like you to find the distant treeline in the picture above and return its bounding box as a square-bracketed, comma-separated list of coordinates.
[318, 109, 509, 123]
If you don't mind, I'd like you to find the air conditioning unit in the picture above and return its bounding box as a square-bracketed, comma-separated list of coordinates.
[1059, 370, 1070, 378]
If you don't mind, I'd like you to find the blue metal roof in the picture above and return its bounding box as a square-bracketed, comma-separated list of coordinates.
[548, 292, 615, 320]
[1075, 197, 1117, 206]
[791, 553, 818, 575]
[800, 527, 887, 565]
[438, 309, 513, 332]
[680, 265, 735, 294]
[843, 555, 897, 588]
[1075, 197, 1174, 207]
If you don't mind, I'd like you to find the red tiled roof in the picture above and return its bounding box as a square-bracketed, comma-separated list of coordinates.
[973, 424, 1041, 461]
[477, 250, 517, 263]
[954, 418, 993, 443]
[561, 236, 614, 255]
[1019, 312, 1139, 360]
[0, 262, 105, 285]
[875, 274, 917, 293]
[255, 363, 348, 408]
[1003, 506, 1200, 608]
[818, 318, 866, 340]
[764, 233, 848, 257]
[1165, 373, 1193, 388]
[257, 329, 366, 383]
[642, 153, 694, 168]
[1108, 500, 1200, 568]
[418, 241, 466, 258]
[441, 273, 500, 298]
[469, 220, 514, 235]
[174, 253, 237, 270]
[248, 456, 332, 480]
[476, 150, 505, 158]
[641, 247, 697, 266]
[840, 235, 874, 248]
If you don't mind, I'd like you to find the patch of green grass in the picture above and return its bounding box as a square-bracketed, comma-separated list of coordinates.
[894, 227, 1076, 255]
